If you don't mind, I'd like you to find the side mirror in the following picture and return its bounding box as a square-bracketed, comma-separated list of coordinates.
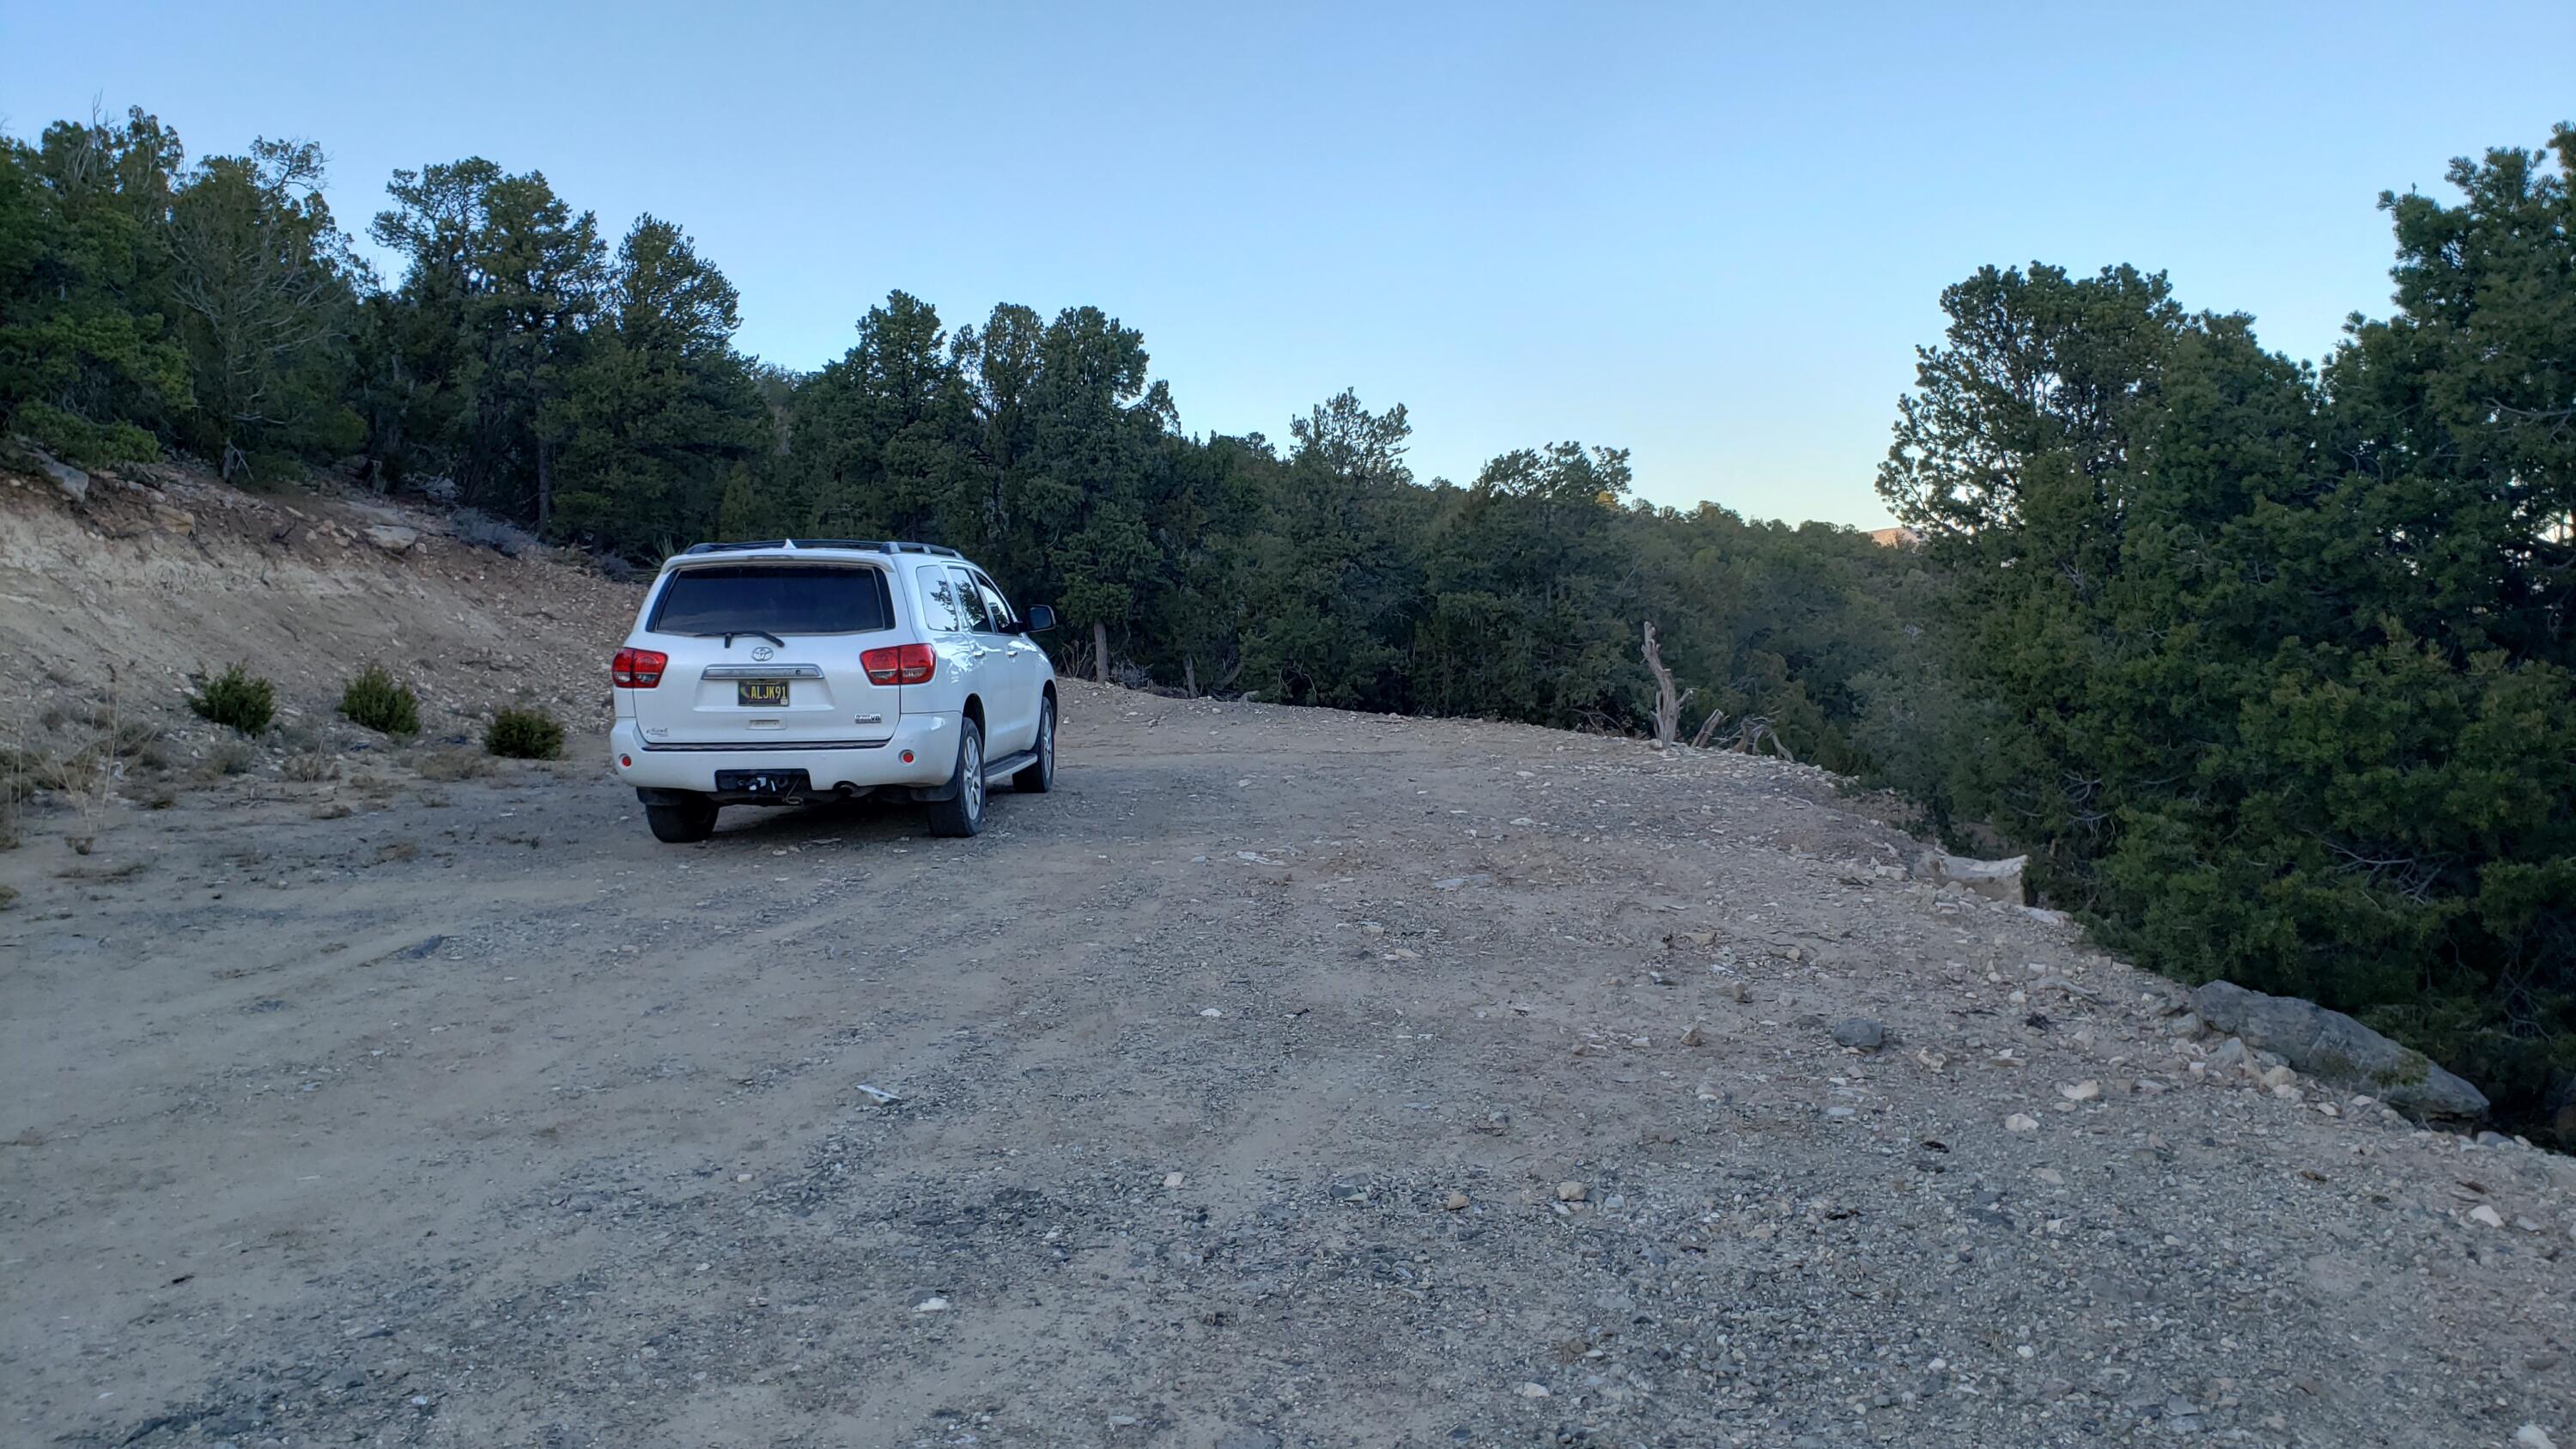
[1020, 604, 1057, 633]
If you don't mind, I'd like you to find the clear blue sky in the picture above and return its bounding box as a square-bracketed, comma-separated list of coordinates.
[7, 2, 2571, 525]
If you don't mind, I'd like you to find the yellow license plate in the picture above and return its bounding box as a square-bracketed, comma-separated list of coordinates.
[737, 680, 790, 706]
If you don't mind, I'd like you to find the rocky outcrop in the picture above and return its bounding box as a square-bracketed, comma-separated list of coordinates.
[2190, 980, 2488, 1123]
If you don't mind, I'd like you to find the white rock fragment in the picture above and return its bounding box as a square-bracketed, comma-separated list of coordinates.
[2004, 1113, 2040, 1135]
[914, 1295, 950, 1312]
[2469, 1204, 2505, 1228]
[2058, 1081, 2101, 1103]
[1516, 1382, 1552, 1399]
[2515, 1425, 2556, 1449]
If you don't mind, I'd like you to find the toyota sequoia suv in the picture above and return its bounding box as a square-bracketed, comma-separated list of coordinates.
[610, 539, 1058, 843]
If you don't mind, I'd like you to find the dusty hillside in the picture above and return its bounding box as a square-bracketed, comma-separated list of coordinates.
[2, 466, 2573, 1448]
[0, 460, 639, 743]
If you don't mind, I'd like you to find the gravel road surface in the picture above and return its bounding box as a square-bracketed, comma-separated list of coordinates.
[5, 683, 2573, 1448]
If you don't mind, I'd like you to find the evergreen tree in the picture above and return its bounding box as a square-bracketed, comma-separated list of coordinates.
[548, 217, 767, 557]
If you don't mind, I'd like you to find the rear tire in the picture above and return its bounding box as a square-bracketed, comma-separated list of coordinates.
[1013, 697, 1056, 793]
[645, 796, 718, 843]
[926, 718, 987, 838]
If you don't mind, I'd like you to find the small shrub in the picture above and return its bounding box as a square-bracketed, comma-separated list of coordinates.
[0, 882, 16, 910]
[209, 742, 254, 776]
[337, 667, 421, 736]
[189, 666, 276, 736]
[484, 708, 564, 761]
[283, 750, 340, 782]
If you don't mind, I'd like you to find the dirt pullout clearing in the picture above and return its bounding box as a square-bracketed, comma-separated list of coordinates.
[2, 679, 2570, 1448]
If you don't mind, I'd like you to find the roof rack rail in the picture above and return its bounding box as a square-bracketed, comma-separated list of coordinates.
[677, 538, 961, 557]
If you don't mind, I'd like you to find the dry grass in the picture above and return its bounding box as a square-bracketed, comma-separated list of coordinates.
[59, 856, 148, 882]
[282, 749, 341, 783]
[416, 748, 494, 782]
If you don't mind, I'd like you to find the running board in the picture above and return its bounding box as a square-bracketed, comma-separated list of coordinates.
[982, 750, 1037, 782]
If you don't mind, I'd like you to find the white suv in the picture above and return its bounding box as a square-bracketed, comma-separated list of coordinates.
[608, 539, 1059, 843]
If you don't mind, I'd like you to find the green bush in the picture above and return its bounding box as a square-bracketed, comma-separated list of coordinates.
[337, 666, 421, 736]
[188, 666, 275, 735]
[484, 707, 563, 760]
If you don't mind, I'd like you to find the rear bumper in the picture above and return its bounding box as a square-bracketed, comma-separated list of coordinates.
[610, 713, 958, 794]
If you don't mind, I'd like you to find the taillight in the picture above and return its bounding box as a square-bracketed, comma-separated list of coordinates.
[860, 642, 936, 685]
[612, 647, 668, 688]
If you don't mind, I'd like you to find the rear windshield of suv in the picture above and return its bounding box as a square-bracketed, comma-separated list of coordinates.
[647, 564, 894, 636]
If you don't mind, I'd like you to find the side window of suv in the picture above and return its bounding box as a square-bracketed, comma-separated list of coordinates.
[919, 569, 964, 633]
[947, 567, 992, 632]
[971, 573, 1016, 631]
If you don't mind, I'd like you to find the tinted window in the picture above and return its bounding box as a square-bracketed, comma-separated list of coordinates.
[972, 574, 1015, 629]
[649, 565, 892, 636]
[918, 570, 964, 632]
[947, 567, 992, 630]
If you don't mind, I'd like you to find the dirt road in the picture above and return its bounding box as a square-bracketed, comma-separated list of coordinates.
[5, 682, 2573, 1448]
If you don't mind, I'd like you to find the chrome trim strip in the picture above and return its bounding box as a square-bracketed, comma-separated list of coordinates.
[701, 664, 824, 679]
[639, 738, 890, 752]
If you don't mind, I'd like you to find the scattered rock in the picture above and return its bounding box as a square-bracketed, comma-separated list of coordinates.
[362, 524, 421, 553]
[912, 1295, 950, 1312]
[1443, 1191, 1470, 1211]
[1162, 1172, 1186, 1190]
[2517, 1425, 2557, 1449]
[1555, 1181, 1588, 1202]
[2190, 981, 2488, 1123]
[1832, 1018, 1886, 1051]
[2470, 1205, 2506, 1228]
[1917, 849, 2026, 904]
[1515, 1381, 1551, 1399]
[1680, 1021, 1704, 1047]
[2004, 1113, 2040, 1135]
[2059, 1080, 2101, 1103]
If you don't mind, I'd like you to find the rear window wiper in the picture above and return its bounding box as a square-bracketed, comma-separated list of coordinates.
[719, 630, 787, 648]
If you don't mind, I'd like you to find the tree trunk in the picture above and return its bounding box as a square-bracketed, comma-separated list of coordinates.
[1092, 619, 1110, 685]
[1641, 621, 1687, 746]
[1183, 655, 1198, 697]
[536, 436, 554, 532]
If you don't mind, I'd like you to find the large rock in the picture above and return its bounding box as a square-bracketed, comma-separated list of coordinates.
[1917, 849, 2026, 904]
[362, 524, 421, 553]
[40, 455, 88, 503]
[2190, 980, 2488, 1123]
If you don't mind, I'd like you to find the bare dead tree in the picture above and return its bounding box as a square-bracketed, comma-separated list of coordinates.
[1641, 621, 1689, 746]
[1690, 703, 1728, 749]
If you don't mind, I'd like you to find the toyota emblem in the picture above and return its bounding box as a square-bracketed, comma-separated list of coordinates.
[750, 644, 775, 661]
